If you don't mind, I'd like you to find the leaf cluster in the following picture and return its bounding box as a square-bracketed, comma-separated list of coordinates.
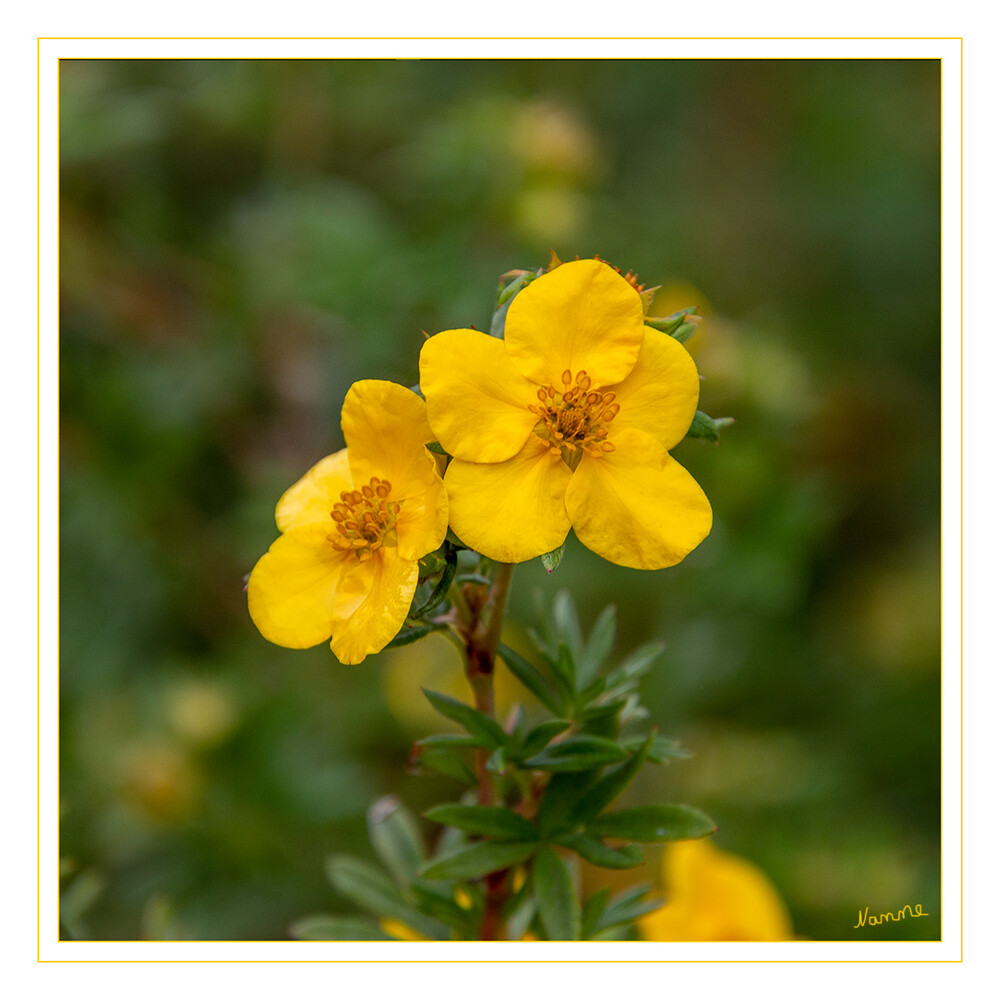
[295, 593, 715, 941]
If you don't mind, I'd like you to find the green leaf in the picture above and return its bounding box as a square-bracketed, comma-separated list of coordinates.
[387, 623, 446, 649]
[414, 748, 477, 785]
[516, 719, 573, 760]
[420, 841, 538, 881]
[422, 689, 508, 749]
[485, 746, 507, 774]
[426, 440, 447, 455]
[594, 883, 664, 933]
[540, 543, 565, 573]
[551, 591, 584, 659]
[324, 855, 448, 939]
[423, 804, 538, 842]
[569, 733, 653, 825]
[536, 770, 598, 839]
[367, 796, 425, 888]
[621, 734, 691, 762]
[533, 847, 581, 940]
[587, 804, 717, 842]
[604, 641, 664, 696]
[288, 914, 394, 941]
[552, 643, 577, 698]
[410, 879, 479, 933]
[555, 833, 644, 870]
[581, 888, 610, 940]
[497, 644, 563, 715]
[415, 733, 480, 749]
[522, 734, 629, 772]
[578, 605, 616, 689]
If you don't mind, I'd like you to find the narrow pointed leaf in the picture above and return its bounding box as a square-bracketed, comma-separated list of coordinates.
[367, 796, 425, 888]
[515, 719, 573, 760]
[387, 623, 446, 649]
[423, 804, 538, 842]
[420, 840, 538, 881]
[415, 748, 477, 785]
[324, 855, 448, 939]
[555, 833, 644, 870]
[422, 689, 507, 749]
[289, 914, 394, 941]
[533, 847, 581, 941]
[522, 734, 628, 772]
[578, 605, 616, 688]
[587, 804, 717, 842]
[498, 644, 563, 715]
[570, 733, 654, 825]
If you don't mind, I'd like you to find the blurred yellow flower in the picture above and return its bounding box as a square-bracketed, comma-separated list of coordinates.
[640, 839, 794, 941]
[247, 380, 448, 664]
[419, 258, 711, 568]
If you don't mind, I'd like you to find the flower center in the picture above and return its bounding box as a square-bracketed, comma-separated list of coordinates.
[330, 477, 400, 561]
[529, 368, 619, 470]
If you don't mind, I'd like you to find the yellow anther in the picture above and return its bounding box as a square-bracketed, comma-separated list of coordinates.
[561, 369, 573, 386]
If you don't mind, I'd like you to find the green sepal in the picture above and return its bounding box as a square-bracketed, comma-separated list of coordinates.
[497, 644, 563, 715]
[324, 855, 449, 940]
[422, 689, 508, 749]
[645, 306, 700, 342]
[423, 804, 539, 842]
[686, 409, 735, 443]
[587, 804, 717, 842]
[409, 546, 458, 620]
[532, 846, 581, 941]
[419, 841, 538, 882]
[288, 914, 394, 941]
[540, 543, 566, 574]
[554, 833, 645, 870]
[521, 734, 628, 772]
[366, 796, 425, 888]
[426, 440, 447, 455]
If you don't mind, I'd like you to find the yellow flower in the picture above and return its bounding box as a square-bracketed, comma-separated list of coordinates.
[639, 839, 794, 941]
[247, 380, 448, 665]
[419, 258, 712, 569]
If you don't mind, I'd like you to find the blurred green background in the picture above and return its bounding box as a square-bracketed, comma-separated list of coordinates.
[59, 58, 941, 941]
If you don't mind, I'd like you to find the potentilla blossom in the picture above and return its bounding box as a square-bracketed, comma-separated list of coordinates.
[247, 380, 448, 664]
[419, 258, 711, 569]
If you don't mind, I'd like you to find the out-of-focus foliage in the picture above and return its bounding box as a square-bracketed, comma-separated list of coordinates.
[59, 58, 940, 941]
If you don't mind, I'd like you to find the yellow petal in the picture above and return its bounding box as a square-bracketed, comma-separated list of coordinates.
[341, 380, 440, 502]
[247, 524, 353, 649]
[564, 428, 712, 569]
[328, 548, 419, 665]
[640, 840, 794, 942]
[396, 473, 449, 562]
[444, 435, 573, 563]
[609, 327, 701, 450]
[275, 449, 353, 533]
[504, 259, 645, 388]
[419, 329, 540, 463]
